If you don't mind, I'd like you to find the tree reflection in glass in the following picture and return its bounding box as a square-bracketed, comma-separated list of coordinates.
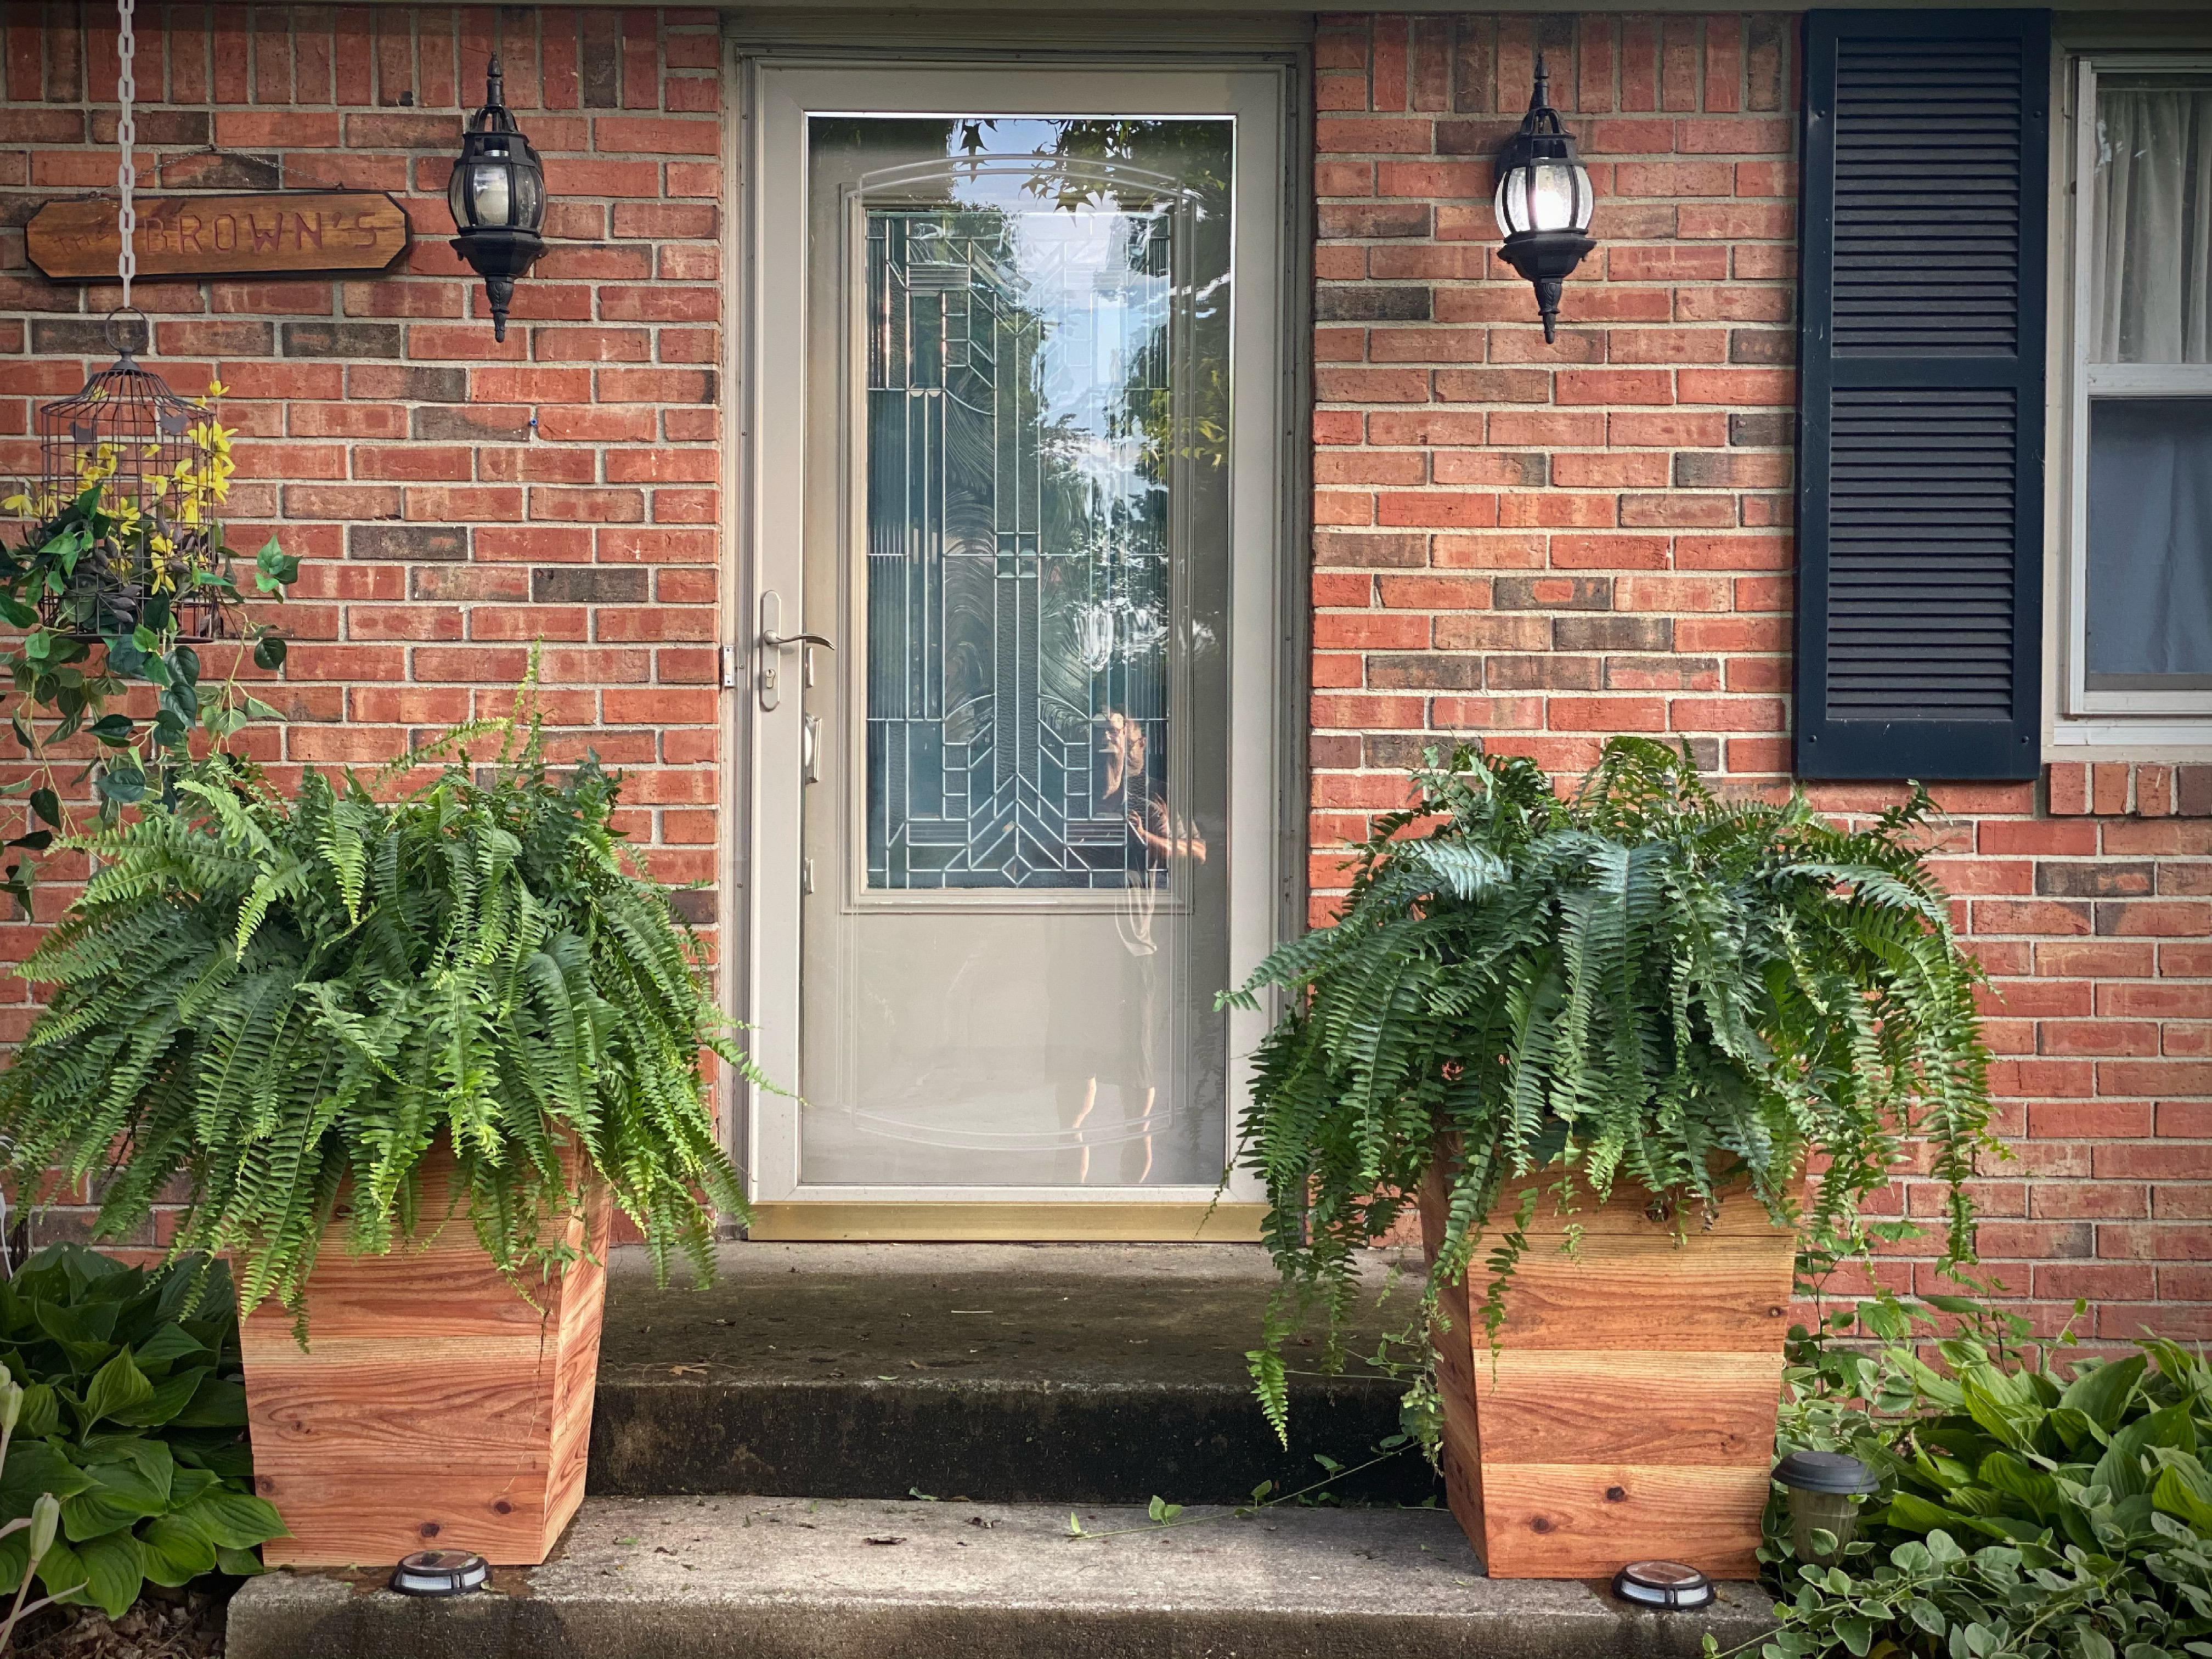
[859, 122, 1228, 896]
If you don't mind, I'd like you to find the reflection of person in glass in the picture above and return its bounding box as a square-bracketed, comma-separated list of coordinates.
[1098, 709, 1206, 876]
[1081, 708, 1200, 1183]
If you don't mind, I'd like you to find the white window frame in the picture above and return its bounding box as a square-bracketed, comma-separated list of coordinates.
[2051, 52, 2212, 753]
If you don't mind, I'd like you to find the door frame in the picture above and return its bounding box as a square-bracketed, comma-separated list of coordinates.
[721, 45, 1310, 1240]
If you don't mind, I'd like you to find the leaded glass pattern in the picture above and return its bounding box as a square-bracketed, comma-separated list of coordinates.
[864, 201, 1180, 890]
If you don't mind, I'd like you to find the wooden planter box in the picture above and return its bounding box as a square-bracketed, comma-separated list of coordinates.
[240, 1143, 610, 1568]
[1416, 1152, 1796, 1579]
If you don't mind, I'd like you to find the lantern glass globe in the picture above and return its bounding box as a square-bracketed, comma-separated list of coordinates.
[450, 142, 543, 233]
[473, 164, 513, 225]
[1494, 158, 1594, 238]
[513, 163, 543, 228]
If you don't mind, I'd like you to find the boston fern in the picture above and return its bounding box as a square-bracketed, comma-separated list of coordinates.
[1226, 738, 1996, 1440]
[0, 729, 757, 1330]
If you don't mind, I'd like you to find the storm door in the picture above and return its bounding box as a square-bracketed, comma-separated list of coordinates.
[742, 63, 1291, 1236]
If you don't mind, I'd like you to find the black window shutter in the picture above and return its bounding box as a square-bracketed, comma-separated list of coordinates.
[1795, 9, 2051, 781]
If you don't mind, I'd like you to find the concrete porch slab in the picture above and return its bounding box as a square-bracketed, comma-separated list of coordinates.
[227, 1494, 1779, 1659]
[589, 1241, 1441, 1506]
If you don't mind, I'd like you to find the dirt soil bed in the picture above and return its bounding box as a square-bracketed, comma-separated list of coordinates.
[10, 1587, 230, 1659]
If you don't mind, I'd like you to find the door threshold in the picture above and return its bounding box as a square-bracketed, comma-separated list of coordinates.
[747, 1201, 1267, 1242]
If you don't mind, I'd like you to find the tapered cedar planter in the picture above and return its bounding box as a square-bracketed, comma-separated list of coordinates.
[1416, 1153, 1796, 1579]
[240, 1144, 610, 1567]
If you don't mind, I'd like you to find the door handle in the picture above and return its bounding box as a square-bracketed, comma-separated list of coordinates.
[757, 591, 836, 711]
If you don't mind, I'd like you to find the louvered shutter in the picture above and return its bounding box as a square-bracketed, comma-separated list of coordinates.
[1795, 10, 2050, 781]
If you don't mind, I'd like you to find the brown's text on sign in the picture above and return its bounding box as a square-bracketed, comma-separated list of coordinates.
[26, 192, 410, 281]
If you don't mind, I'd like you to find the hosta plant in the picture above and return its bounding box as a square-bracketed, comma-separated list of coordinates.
[1226, 738, 1995, 1440]
[0, 1244, 283, 1621]
[0, 720, 758, 1334]
[1738, 1294, 2212, 1659]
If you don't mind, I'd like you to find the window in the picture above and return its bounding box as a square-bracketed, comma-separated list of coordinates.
[2059, 56, 2212, 748]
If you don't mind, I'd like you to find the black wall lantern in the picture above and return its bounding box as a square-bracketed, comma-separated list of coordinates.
[1493, 55, 1597, 343]
[448, 57, 546, 342]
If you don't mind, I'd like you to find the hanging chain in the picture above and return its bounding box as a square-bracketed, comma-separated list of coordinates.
[114, 0, 137, 322]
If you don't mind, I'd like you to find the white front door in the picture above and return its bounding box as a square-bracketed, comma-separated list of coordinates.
[740, 57, 1293, 1238]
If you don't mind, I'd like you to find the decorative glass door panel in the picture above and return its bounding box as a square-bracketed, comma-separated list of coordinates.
[864, 194, 1178, 893]
[798, 117, 1233, 1189]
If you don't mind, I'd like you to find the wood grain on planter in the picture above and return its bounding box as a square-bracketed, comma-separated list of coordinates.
[240, 1142, 608, 1568]
[1418, 1156, 1795, 1580]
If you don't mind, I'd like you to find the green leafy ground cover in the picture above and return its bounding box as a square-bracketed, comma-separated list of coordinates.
[1747, 1297, 2212, 1659]
[0, 1246, 280, 1620]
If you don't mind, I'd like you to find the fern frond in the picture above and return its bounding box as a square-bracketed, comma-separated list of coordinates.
[1234, 738, 1993, 1446]
[0, 742, 755, 1336]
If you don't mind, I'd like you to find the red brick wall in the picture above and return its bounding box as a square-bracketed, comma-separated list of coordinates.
[0, 5, 2204, 1318]
[1312, 13, 2210, 1340]
[0, 3, 723, 1244]
[0, 4, 722, 895]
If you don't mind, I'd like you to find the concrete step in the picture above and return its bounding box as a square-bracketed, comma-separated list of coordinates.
[227, 1494, 1778, 1659]
[589, 1242, 1440, 1508]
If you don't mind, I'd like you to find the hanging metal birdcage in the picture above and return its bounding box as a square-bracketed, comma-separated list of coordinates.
[20, 0, 228, 648]
[31, 314, 229, 644]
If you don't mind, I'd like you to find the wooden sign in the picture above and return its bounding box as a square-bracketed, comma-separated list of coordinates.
[27, 191, 410, 281]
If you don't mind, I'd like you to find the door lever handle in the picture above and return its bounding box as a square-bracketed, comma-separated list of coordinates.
[758, 591, 836, 711]
[759, 630, 833, 711]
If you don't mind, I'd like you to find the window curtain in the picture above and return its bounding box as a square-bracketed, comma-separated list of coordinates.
[2092, 83, 2212, 363]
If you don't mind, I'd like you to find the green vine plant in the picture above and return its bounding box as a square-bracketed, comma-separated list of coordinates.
[1222, 737, 1999, 1451]
[2, 380, 301, 911]
[0, 690, 763, 1339]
